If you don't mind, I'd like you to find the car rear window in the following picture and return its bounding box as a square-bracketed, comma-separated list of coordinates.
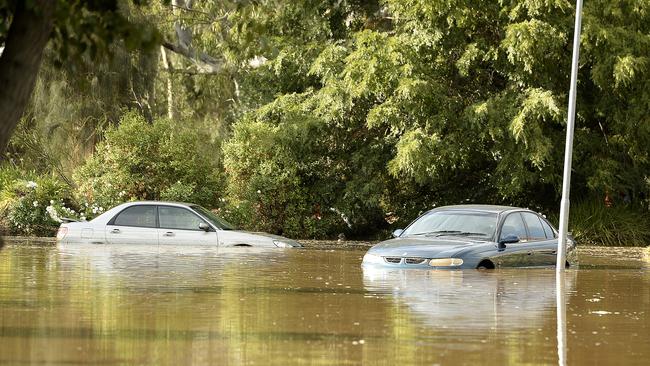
[112, 206, 156, 228]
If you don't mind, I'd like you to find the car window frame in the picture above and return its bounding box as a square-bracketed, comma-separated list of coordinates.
[539, 216, 558, 239]
[497, 211, 530, 243]
[107, 204, 159, 228]
[520, 212, 549, 242]
[157, 205, 213, 232]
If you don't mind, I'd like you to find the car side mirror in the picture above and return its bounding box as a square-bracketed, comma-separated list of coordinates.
[199, 222, 211, 232]
[498, 234, 519, 249]
[392, 229, 404, 238]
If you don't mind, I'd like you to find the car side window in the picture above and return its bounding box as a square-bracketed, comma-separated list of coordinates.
[158, 206, 206, 231]
[540, 219, 556, 239]
[112, 206, 156, 228]
[522, 213, 547, 241]
[500, 213, 528, 242]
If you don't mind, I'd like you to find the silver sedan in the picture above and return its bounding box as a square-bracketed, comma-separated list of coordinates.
[56, 201, 302, 248]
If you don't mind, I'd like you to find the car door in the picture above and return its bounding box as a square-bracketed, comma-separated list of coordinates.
[157, 205, 218, 245]
[493, 212, 538, 267]
[525, 213, 560, 266]
[105, 205, 158, 245]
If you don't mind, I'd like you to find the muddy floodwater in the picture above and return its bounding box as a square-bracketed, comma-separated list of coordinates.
[1, 241, 649, 365]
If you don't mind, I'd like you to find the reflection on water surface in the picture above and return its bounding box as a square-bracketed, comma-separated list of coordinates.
[0, 242, 648, 365]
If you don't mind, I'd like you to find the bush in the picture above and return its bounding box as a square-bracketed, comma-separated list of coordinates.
[550, 199, 650, 247]
[221, 100, 388, 239]
[74, 111, 224, 209]
[2, 175, 74, 236]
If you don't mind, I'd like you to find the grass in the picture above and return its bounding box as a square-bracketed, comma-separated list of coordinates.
[550, 199, 650, 247]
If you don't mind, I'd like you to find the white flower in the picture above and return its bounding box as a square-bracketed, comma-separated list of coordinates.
[50, 200, 55, 205]
[46, 205, 62, 223]
[248, 55, 268, 68]
[256, 190, 261, 194]
[32, 200, 39, 207]
[26, 181, 38, 189]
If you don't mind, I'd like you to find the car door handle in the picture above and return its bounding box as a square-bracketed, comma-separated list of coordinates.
[163, 232, 174, 237]
[111, 229, 120, 234]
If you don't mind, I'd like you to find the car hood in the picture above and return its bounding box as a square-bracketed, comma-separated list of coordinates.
[236, 231, 302, 247]
[368, 236, 490, 257]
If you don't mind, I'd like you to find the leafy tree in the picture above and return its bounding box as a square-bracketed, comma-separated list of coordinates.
[224, 0, 650, 237]
[0, 0, 160, 157]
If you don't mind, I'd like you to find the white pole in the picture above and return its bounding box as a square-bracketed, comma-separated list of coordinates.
[556, 270, 567, 366]
[557, 0, 584, 272]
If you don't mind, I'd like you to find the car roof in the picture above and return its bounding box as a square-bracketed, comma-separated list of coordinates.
[431, 204, 529, 214]
[119, 200, 196, 207]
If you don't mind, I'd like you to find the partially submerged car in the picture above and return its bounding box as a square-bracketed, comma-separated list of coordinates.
[56, 201, 302, 248]
[362, 205, 576, 269]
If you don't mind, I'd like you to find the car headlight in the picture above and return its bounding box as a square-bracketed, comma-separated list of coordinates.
[273, 240, 293, 248]
[428, 258, 463, 267]
[362, 252, 385, 265]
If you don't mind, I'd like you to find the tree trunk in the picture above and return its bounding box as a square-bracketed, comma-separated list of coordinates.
[160, 46, 175, 120]
[0, 1, 55, 159]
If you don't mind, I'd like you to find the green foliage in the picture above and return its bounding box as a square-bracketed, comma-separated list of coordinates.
[218, 0, 650, 240]
[48, 0, 161, 63]
[74, 111, 224, 209]
[2, 175, 73, 236]
[549, 199, 650, 247]
[222, 100, 353, 238]
[4, 0, 650, 243]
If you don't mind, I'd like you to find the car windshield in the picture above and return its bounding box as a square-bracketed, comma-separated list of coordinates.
[191, 205, 237, 230]
[401, 210, 497, 239]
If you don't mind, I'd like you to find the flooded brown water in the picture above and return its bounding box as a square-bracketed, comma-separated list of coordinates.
[1, 241, 648, 365]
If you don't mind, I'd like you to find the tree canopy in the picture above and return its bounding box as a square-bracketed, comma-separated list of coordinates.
[1, 0, 649, 239]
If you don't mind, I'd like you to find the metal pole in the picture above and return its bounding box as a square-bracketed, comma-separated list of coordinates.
[556, 270, 567, 366]
[557, 0, 584, 271]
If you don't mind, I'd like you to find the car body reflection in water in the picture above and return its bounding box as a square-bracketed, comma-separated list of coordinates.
[57, 243, 292, 278]
[363, 266, 576, 331]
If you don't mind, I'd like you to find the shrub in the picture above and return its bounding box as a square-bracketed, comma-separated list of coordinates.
[3, 175, 74, 236]
[221, 102, 387, 239]
[74, 111, 224, 209]
[550, 199, 650, 247]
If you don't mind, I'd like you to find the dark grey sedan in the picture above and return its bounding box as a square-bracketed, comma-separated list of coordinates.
[362, 205, 576, 269]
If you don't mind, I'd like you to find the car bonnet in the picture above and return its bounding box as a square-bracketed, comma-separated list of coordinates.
[369, 237, 488, 258]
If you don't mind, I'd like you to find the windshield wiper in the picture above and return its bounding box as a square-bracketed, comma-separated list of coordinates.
[412, 230, 461, 236]
[444, 232, 489, 237]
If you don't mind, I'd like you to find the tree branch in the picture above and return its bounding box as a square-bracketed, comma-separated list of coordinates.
[161, 41, 224, 74]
